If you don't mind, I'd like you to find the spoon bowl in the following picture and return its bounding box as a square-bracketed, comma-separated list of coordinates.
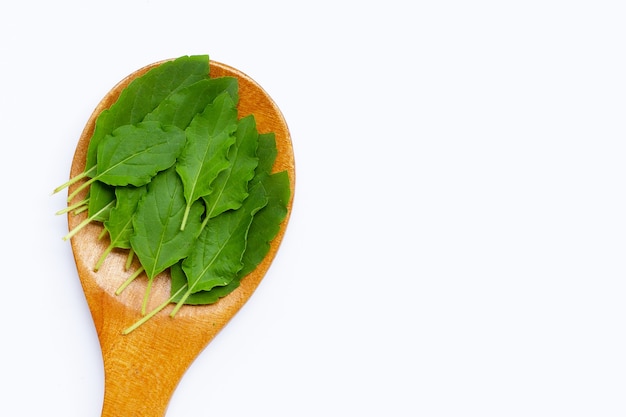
[67, 60, 294, 417]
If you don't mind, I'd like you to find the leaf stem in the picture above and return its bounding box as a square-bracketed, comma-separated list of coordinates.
[116, 266, 145, 295]
[122, 284, 188, 335]
[170, 287, 193, 317]
[125, 249, 135, 270]
[94, 243, 114, 271]
[62, 201, 114, 241]
[141, 278, 154, 315]
[67, 176, 97, 203]
[180, 203, 192, 231]
[73, 201, 90, 215]
[198, 201, 218, 233]
[52, 166, 96, 194]
[56, 198, 88, 215]
[199, 211, 210, 233]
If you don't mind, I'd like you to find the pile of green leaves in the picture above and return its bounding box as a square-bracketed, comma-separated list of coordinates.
[55, 55, 290, 333]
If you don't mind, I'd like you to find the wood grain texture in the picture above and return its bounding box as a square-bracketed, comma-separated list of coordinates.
[67, 60, 295, 417]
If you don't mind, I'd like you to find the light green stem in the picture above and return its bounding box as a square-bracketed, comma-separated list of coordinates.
[170, 287, 193, 317]
[56, 198, 88, 215]
[73, 203, 89, 215]
[67, 176, 97, 203]
[94, 244, 114, 271]
[141, 278, 154, 315]
[125, 249, 135, 271]
[52, 166, 96, 194]
[122, 284, 188, 335]
[180, 203, 192, 231]
[62, 201, 114, 241]
[116, 266, 145, 295]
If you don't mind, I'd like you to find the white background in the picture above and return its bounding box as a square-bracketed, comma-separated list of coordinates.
[1, 1, 626, 416]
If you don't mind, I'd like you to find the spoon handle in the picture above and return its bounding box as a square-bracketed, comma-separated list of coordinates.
[100, 342, 175, 417]
[95, 296, 185, 417]
[87, 287, 226, 417]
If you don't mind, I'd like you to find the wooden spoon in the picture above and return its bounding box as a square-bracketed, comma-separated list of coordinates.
[66, 59, 295, 417]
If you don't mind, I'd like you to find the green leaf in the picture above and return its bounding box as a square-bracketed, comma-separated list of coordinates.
[143, 77, 239, 130]
[171, 181, 268, 314]
[63, 181, 115, 241]
[236, 131, 290, 277]
[95, 121, 186, 187]
[87, 181, 115, 222]
[202, 115, 260, 220]
[171, 172, 290, 304]
[86, 55, 210, 170]
[176, 92, 238, 230]
[170, 261, 237, 305]
[104, 185, 147, 250]
[239, 171, 290, 277]
[255, 132, 278, 176]
[172, 129, 290, 304]
[130, 167, 204, 279]
[95, 185, 147, 270]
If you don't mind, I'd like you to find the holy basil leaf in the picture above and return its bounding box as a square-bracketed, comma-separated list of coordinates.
[173, 181, 268, 312]
[176, 92, 238, 230]
[62, 179, 115, 242]
[95, 121, 186, 187]
[202, 115, 260, 221]
[130, 167, 204, 279]
[170, 261, 237, 305]
[239, 171, 290, 277]
[236, 130, 290, 277]
[95, 185, 147, 270]
[171, 172, 290, 305]
[255, 132, 278, 176]
[86, 55, 210, 170]
[87, 181, 115, 223]
[104, 185, 147, 250]
[143, 77, 239, 130]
